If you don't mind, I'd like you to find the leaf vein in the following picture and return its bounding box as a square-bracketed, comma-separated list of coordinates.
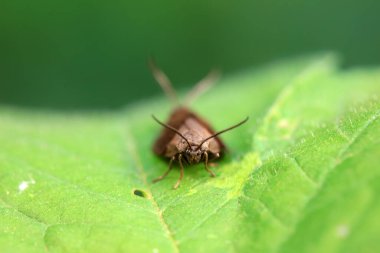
[275, 109, 380, 252]
[287, 155, 318, 187]
[0, 198, 48, 227]
[178, 198, 232, 244]
[125, 126, 180, 253]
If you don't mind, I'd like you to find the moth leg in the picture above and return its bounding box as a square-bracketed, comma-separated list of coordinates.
[203, 152, 216, 177]
[152, 156, 175, 183]
[173, 154, 185, 189]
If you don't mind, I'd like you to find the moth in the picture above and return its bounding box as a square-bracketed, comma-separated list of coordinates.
[150, 59, 248, 189]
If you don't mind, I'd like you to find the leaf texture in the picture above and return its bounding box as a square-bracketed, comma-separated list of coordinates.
[1, 54, 379, 253]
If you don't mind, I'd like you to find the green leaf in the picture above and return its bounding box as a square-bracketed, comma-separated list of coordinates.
[1, 54, 379, 253]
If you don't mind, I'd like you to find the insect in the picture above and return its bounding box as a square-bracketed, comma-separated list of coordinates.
[150, 59, 248, 189]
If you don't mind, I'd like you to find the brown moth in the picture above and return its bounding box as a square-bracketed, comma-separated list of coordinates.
[149, 59, 248, 189]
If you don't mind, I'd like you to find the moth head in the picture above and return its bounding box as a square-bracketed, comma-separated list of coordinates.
[185, 145, 203, 164]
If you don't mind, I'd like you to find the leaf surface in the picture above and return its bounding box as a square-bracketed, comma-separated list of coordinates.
[1, 54, 379, 253]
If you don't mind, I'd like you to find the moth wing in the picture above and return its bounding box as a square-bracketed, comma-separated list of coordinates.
[185, 113, 225, 153]
[163, 128, 190, 157]
[153, 107, 192, 157]
[183, 117, 223, 154]
[208, 138, 223, 154]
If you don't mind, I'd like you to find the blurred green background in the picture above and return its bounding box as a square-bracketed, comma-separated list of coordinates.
[1, 0, 379, 110]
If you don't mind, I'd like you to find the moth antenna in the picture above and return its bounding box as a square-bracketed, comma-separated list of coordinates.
[148, 58, 179, 105]
[152, 115, 192, 147]
[184, 68, 221, 105]
[197, 117, 249, 149]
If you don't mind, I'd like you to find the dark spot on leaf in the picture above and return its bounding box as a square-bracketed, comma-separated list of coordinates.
[133, 189, 148, 198]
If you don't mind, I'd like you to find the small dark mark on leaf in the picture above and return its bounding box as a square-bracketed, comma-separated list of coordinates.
[133, 189, 148, 198]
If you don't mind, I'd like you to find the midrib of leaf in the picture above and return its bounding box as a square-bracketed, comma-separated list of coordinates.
[124, 125, 180, 253]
